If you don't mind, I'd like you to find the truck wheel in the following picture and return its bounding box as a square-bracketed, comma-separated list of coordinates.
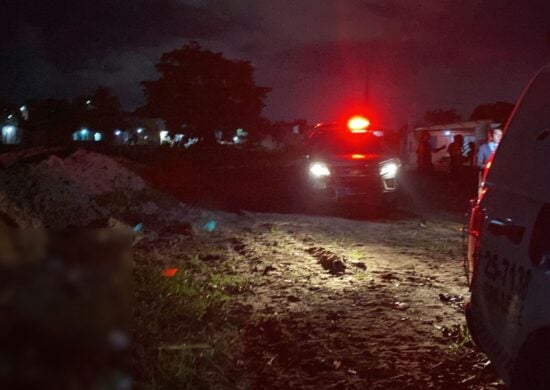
[376, 197, 398, 218]
[290, 185, 328, 215]
[464, 301, 483, 351]
[510, 327, 550, 390]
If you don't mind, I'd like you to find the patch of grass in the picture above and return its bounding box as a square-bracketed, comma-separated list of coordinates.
[354, 271, 374, 283]
[348, 247, 364, 260]
[270, 225, 280, 235]
[134, 254, 250, 389]
[210, 273, 250, 295]
[446, 323, 474, 354]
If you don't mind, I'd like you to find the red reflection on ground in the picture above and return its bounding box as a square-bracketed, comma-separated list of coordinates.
[162, 268, 178, 277]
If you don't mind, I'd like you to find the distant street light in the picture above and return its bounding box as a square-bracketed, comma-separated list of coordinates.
[19, 105, 29, 120]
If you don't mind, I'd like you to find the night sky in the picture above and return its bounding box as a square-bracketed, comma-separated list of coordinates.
[2, 0, 550, 128]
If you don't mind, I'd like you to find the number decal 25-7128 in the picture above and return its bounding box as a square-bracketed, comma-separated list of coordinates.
[482, 250, 531, 326]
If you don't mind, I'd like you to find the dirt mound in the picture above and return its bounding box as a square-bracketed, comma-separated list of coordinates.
[0, 149, 176, 228]
[61, 149, 146, 196]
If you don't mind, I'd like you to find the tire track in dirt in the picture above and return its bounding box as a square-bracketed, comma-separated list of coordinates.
[220, 216, 501, 389]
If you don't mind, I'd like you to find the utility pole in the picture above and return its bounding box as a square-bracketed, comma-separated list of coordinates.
[365, 62, 370, 105]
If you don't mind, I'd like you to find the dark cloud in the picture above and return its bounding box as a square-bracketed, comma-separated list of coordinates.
[353, 0, 410, 19]
[255, 0, 550, 125]
[0, 0, 257, 106]
[1, 0, 248, 71]
[2, 0, 550, 125]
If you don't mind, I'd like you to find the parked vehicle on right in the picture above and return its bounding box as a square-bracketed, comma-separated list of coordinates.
[466, 63, 550, 389]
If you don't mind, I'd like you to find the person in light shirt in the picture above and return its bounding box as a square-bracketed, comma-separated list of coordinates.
[477, 128, 503, 170]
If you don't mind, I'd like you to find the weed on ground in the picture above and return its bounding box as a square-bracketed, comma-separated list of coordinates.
[133, 251, 250, 389]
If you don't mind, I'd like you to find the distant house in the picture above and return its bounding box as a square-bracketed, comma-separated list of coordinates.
[1, 124, 22, 145]
[125, 115, 167, 145]
[403, 120, 501, 171]
[72, 128, 105, 142]
[0, 109, 25, 145]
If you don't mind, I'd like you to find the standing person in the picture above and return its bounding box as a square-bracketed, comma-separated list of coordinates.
[477, 128, 503, 170]
[416, 130, 446, 200]
[447, 134, 465, 196]
[448, 134, 465, 177]
[476, 128, 503, 191]
[465, 141, 476, 167]
[416, 130, 446, 174]
[464, 141, 477, 196]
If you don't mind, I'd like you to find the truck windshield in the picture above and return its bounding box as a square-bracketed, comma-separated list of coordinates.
[308, 131, 391, 155]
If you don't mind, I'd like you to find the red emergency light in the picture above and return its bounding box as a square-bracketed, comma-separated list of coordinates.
[347, 116, 370, 133]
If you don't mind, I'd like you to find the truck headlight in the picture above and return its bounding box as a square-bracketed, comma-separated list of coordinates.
[379, 159, 399, 178]
[309, 162, 331, 178]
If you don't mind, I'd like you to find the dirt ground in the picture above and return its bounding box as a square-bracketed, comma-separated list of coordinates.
[0, 146, 504, 389]
[129, 150, 505, 389]
[135, 207, 505, 389]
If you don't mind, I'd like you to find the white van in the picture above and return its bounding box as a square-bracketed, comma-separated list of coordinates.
[465, 63, 550, 389]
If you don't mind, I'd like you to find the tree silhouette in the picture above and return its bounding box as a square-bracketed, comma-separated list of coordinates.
[469, 101, 514, 124]
[75, 86, 127, 139]
[141, 42, 271, 143]
[22, 87, 126, 144]
[24, 99, 78, 144]
[0, 97, 17, 119]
